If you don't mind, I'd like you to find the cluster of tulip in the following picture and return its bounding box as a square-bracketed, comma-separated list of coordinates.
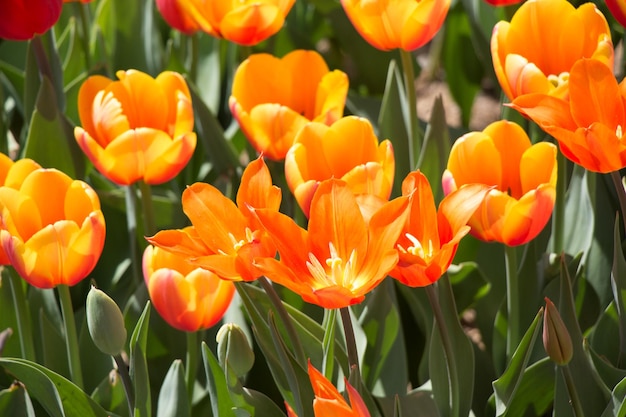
[3, 0, 626, 415]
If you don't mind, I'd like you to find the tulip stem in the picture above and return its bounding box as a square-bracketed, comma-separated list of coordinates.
[561, 364, 584, 417]
[124, 186, 142, 283]
[400, 49, 422, 171]
[6, 268, 36, 361]
[505, 244, 520, 361]
[552, 151, 567, 253]
[185, 330, 198, 402]
[114, 354, 135, 415]
[31, 35, 54, 86]
[57, 284, 84, 389]
[340, 306, 360, 377]
[139, 181, 157, 237]
[259, 277, 306, 366]
[73, 2, 93, 71]
[425, 283, 460, 417]
[189, 33, 199, 83]
[610, 171, 626, 238]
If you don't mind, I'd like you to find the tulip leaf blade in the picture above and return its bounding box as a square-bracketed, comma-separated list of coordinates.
[0, 357, 118, 417]
[202, 341, 236, 417]
[156, 359, 189, 417]
[90, 370, 129, 417]
[611, 213, 626, 366]
[492, 308, 543, 416]
[0, 381, 36, 417]
[129, 301, 151, 417]
[601, 375, 626, 417]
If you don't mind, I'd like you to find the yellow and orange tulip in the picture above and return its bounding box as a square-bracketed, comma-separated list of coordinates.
[511, 58, 626, 173]
[491, 0, 612, 102]
[143, 243, 235, 332]
[147, 156, 281, 281]
[391, 171, 489, 287]
[340, 0, 450, 51]
[177, 0, 295, 46]
[0, 169, 106, 289]
[230, 50, 349, 161]
[286, 361, 371, 417]
[74, 69, 196, 185]
[285, 116, 394, 217]
[253, 179, 409, 309]
[442, 121, 557, 246]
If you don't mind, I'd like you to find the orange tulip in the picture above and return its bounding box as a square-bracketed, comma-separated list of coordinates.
[285, 116, 394, 217]
[230, 50, 349, 161]
[177, 0, 295, 46]
[442, 121, 557, 246]
[339, 0, 450, 51]
[606, 0, 626, 28]
[147, 156, 281, 281]
[491, 0, 612, 102]
[156, 0, 199, 34]
[510, 58, 626, 173]
[74, 69, 196, 185]
[0, 169, 106, 289]
[286, 361, 371, 417]
[143, 243, 235, 332]
[253, 179, 409, 309]
[0, 0, 62, 40]
[390, 171, 489, 287]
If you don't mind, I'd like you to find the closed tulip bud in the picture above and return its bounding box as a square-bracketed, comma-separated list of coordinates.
[216, 323, 255, 378]
[543, 297, 573, 366]
[86, 286, 127, 356]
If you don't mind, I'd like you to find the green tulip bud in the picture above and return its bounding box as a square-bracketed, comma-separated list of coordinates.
[86, 286, 127, 356]
[543, 297, 573, 366]
[216, 323, 255, 378]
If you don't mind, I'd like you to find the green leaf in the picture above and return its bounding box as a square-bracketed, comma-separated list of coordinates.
[601, 376, 626, 417]
[202, 342, 236, 417]
[376, 388, 441, 417]
[0, 382, 35, 417]
[492, 308, 544, 415]
[90, 371, 130, 417]
[0, 358, 118, 417]
[156, 360, 189, 417]
[611, 214, 626, 366]
[428, 275, 474, 417]
[447, 262, 490, 313]
[129, 302, 151, 417]
[497, 358, 554, 417]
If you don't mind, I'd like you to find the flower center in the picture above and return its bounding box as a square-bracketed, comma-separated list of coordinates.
[306, 242, 358, 289]
[219, 227, 255, 255]
[617, 125, 623, 140]
[547, 72, 569, 89]
[398, 233, 434, 261]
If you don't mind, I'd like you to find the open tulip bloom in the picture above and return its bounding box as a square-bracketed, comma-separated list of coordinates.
[230, 50, 349, 161]
[253, 178, 409, 309]
[74, 69, 197, 186]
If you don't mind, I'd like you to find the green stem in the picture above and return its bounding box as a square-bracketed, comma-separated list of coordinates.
[124, 186, 141, 283]
[138, 181, 156, 237]
[188, 33, 199, 83]
[424, 284, 460, 417]
[57, 284, 84, 389]
[30, 35, 53, 83]
[340, 306, 360, 377]
[552, 151, 567, 253]
[258, 278, 306, 365]
[321, 308, 337, 380]
[6, 268, 36, 361]
[114, 354, 135, 415]
[185, 330, 198, 402]
[610, 171, 626, 238]
[73, 2, 93, 71]
[505, 244, 520, 360]
[399, 49, 421, 171]
[561, 364, 584, 417]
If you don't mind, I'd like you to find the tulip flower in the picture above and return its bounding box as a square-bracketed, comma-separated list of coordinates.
[390, 171, 489, 287]
[156, 0, 199, 34]
[0, 0, 63, 40]
[74, 69, 196, 185]
[0, 169, 106, 289]
[339, 0, 450, 51]
[147, 156, 281, 281]
[176, 0, 295, 46]
[0, 156, 42, 265]
[143, 244, 235, 332]
[606, 0, 626, 29]
[510, 58, 626, 173]
[253, 179, 409, 309]
[543, 297, 573, 366]
[482, 0, 523, 6]
[286, 361, 371, 417]
[491, 0, 612, 102]
[285, 116, 394, 217]
[230, 50, 349, 161]
[442, 120, 557, 247]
